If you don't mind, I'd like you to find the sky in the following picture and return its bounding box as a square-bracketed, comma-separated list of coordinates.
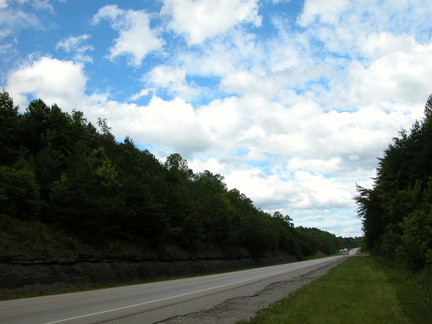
[2, 0, 432, 237]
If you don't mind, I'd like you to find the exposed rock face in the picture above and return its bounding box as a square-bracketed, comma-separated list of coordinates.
[0, 255, 296, 299]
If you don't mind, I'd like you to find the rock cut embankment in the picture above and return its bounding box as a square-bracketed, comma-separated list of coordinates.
[0, 255, 296, 299]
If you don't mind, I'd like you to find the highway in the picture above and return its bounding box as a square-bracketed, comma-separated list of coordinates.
[0, 251, 357, 324]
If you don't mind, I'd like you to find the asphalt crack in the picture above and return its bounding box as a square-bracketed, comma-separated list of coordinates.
[156, 259, 345, 324]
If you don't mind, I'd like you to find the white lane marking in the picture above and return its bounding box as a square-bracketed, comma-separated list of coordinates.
[44, 275, 266, 323]
[45, 257, 340, 323]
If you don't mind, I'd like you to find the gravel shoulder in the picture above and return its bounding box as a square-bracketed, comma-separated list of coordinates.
[156, 257, 346, 324]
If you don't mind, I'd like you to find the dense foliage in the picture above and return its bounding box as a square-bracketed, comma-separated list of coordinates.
[0, 90, 360, 259]
[356, 95, 432, 271]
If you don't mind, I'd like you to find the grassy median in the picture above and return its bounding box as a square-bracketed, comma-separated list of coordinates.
[239, 256, 431, 324]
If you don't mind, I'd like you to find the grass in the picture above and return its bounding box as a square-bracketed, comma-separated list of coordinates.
[238, 256, 432, 324]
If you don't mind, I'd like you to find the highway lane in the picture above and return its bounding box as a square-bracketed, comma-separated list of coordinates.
[0, 253, 356, 324]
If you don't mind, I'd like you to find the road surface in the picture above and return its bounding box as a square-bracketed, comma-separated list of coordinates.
[0, 251, 357, 324]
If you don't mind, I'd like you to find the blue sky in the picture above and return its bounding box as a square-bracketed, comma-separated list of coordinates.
[2, 0, 432, 237]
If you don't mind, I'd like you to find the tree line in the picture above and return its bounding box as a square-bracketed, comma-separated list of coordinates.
[0, 90, 361, 259]
[356, 94, 432, 271]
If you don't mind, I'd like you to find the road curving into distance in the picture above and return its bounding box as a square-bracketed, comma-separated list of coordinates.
[0, 249, 359, 324]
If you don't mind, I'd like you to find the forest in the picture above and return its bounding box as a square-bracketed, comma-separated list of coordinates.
[0, 90, 360, 260]
[356, 95, 432, 272]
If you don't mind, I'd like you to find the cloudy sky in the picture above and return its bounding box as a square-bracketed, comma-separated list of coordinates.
[2, 0, 432, 237]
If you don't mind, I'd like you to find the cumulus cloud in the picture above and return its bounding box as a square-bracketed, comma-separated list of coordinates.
[92, 5, 163, 66]
[94, 96, 213, 156]
[197, 96, 247, 142]
[220, 71, 282, 99]
[145, 65, 200, 100]
[6, 56, 88, 110]
[187, 87, 423, 226]
[348, 34, 432, 105]
[5, 56, 211, 156]
[161, 0, 262, 44]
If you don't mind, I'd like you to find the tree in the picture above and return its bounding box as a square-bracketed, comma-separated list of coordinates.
[355, 94, 432, 270]
[273, 211, 294, 227]
[399, 210, 432, 270]
[115, 138, 168, 245]
[0, 90, 20, 165]
[50, 145, 126, 240]
[425, 94, 432, 119]
[163, 153, 193, 187]
[20, 99, 51, 154]
[355, 184, 384, 252]
[0, 159, 40, 219]
[192, 170, 233, 247]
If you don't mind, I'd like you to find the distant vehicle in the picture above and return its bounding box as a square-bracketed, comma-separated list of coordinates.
[339, 248, 349, 255]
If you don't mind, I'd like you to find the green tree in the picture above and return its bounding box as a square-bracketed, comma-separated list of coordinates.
[50, 145, 125, 240]
[0, 90, 20, 165]
[115, 138, 168, 245]
[193, 170, 233, 245]
[164, 153, 193, 184]
[0, 159, 40, 219]
[355, 94, 432, 270]
[355, 184, 385, 253]
[399, 210, 432, 270]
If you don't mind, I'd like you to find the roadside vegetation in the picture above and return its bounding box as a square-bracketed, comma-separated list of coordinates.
[0, 90, 361, 261]
[241, 95, 432, 324]
[239, 256, 432, 324]
[355, 94, 432, 272]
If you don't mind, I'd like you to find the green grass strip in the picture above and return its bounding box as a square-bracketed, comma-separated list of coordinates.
[239, 256, 431, 324]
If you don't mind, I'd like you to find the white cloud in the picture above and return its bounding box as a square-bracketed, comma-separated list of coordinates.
[2, 0, 65, 12]
[291, 208, 362, 237]
[291, 170, 353, 208]
[0, 1, 66, 67]
[187, 89, 423, 228]
[225, 168, 277, 201]
[92, 5, 163, 66]
[5, 56, 211, 156]
[220, 71, 282, 99]
[0, 0, 65, 30]
[286, 157, 341, 175]
[25, 0, 65, 13]
[145, 65, 200, 100]
[358, 32, 417, 59]
[162, 0, 262, 44]
[170, 27, 268, 84]
[96, 96, 213, 156]
[6, 56, 89, 110]
[130, 88, 152, 101]
[0, 7, 41, 31]
[56, 34, 94, 63]
[345, 33, 432, 106]
[222, 164, 353, 213]
[0, 29, 16, 59]
[298, 0, 349, 26]
[298, 0, 432, 56]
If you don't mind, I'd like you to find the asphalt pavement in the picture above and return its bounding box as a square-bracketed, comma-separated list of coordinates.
[0, 252, 357, 324]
